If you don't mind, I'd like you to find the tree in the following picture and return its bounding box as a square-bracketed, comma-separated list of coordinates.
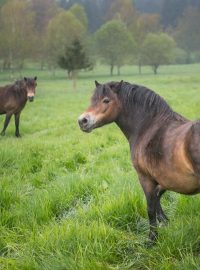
[95, 20, 136, 75]
[161, 0, 200, 28]
[129, 13, 161, 73]
[69, 3, 88, 29]
[58, 0, 112, 32]
[31, 0, 58, 68]
[106, 0, 137, 27]
[46, 10, 85, 71]
[58, 39, 92, 89]
[175, 7, 200, 63]
[0, 0, 35, 70]
[141, 33, 176, 74]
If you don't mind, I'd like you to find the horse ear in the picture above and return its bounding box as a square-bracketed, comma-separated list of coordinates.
[113, 80, 123, 93]
[95, 80, 101, 87]
[34, 76, 37, 81]
[24, 77, 27, 82]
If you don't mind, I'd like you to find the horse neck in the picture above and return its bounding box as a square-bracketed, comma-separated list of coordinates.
[13, 83, 27, 101]
[115, 107, 147, 143]
[115, 105, 178, 145]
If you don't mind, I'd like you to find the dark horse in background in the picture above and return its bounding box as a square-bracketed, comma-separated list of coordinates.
[78, 80, 200, 243]
[0, 77, 37, 137]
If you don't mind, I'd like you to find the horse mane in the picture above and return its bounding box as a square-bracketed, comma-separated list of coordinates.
[109, 81, 187, 122]
[14, 79, 26, 90]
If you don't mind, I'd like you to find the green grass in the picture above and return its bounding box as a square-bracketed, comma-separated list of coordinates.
[0, 63, 200, 269]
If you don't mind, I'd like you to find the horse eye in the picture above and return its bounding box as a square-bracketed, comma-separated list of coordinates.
[103, 98, 110, 104]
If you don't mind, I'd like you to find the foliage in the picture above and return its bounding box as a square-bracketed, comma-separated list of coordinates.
[175, 7, 200, 63]
[105, 0, 137, 27]
[31, 0, 58, 68]
[46, 9, 85, 69]
[173, 48, 188, 65]
[129, 13, 162, 72]
[58, 39, 92, 77]
[58, 0, 112, 32]
[161, 0, 200, 27]
[69, 3, 88, 30]
[0, 64, 200, 269]
[95, 20, 136, 75]
[141, 33, 176, 74]
[0, 0, 199, 73]
[130, 13, 161, 44]
[0, 0, 35, 69]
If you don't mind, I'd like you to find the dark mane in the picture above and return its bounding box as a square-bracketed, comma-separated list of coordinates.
[109, 81, 187, 122]
[14, 79, 26, 91]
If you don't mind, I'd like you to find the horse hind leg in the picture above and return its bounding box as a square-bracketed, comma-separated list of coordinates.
[1, 113, 12, 136]
[155, 185, 169, 224]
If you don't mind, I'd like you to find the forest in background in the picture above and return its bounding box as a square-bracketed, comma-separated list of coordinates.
[0, 0, 199, 75]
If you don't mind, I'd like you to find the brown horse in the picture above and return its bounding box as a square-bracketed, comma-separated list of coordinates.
[78, 80, 200, 243]
[0, 77, 37, 137]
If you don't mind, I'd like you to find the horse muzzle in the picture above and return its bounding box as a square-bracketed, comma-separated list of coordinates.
[78, 113, 96, 133]
[28, 96, 34, 102]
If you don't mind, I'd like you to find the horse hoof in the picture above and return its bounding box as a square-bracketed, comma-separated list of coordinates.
[15, 134, 21, 138]
[149, 231, 158, 242]
[144, 239, 156, 248]
[1, 132, 5, 136]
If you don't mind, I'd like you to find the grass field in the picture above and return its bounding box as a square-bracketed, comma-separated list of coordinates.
[1, 64, 200, 270]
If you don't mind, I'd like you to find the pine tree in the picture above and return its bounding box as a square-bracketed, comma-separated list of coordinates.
[58, 39, 92, 89]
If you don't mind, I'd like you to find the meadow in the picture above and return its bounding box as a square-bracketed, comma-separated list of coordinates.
[0, 64, 200, 270]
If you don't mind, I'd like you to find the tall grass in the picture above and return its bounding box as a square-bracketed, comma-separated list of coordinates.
[0, 64, 200, 269]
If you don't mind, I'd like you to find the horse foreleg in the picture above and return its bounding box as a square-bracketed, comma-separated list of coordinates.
[14, 112, 21, 137]
[155, 186, 169, 224]
[139, 174, 158, 242]
[1, 113, 12, 136]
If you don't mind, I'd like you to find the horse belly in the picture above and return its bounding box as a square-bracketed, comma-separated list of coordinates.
[152, 153, 200, 194]
[0, 102, 6, 114]
[156, 170, 200, 194]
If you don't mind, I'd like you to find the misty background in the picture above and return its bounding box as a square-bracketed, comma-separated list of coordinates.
[0, 0, 199, 75]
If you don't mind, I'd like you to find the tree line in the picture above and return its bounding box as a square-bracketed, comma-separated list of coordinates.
[0, 0, 199, 76]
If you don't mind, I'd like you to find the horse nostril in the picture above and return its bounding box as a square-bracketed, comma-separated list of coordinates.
[78, 116, 90, 128]
[82, 117, 88, 124]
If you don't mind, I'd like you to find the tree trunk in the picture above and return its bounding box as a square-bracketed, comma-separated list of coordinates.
[72, 71, 77, 91]
[68, 70, 72, 79]
[117, 66, 121, 76]
[153, 65, 158, 75]
[110, 64, 114, 76]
